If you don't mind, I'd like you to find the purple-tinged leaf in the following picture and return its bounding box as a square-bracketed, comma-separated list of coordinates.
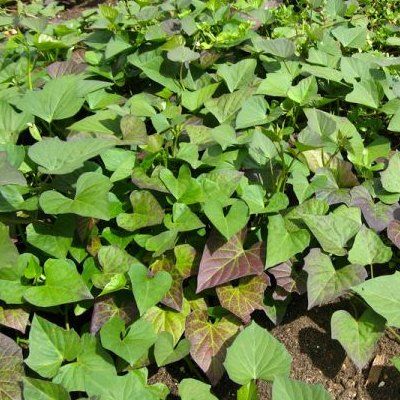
[47, 61, 87, 78]
[304, 248, 367, 309]
[90, 294, 137, 334]
[387, 220, 400, 249]
[151, 244, 197, 311]
[185, 310, 240, 385]
[197, 230, 264, 293]
[0, 333, 24, 400]
[0, 306, 30, 334]
[268, 261, 307, 298]
[350, 186, 398, 232]
[216, 273, 270, 323]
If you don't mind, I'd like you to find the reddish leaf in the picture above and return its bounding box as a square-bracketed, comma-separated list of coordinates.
[0, 306, 30, 334]
[185, 310, 240, 385]
[197, 230, 264, 293]
[268, 261, 306, 301]
[151, 244, 197, 311]
[216, 273, 270, 323]
[388, 220, 400, 249]
[0, 333, 24, 400]
[90, 294, 137, 334]
[47, 61, 87, 78]
[351, 186, 398, 232]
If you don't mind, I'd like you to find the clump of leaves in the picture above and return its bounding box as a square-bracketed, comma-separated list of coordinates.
[0, 0, 400, 398]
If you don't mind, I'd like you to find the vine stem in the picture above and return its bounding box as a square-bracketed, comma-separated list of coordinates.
[387, 326, 400, 344]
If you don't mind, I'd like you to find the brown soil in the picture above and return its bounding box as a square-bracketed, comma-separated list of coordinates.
[148, 296, 400, 400]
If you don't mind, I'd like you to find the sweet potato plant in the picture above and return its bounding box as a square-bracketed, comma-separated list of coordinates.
[0, 0, 399, 399]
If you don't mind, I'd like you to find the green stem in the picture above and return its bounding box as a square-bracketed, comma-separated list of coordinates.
[369, 264, 374, 279]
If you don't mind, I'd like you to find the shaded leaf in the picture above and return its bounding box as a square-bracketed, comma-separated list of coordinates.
[154, 332, 190, 367]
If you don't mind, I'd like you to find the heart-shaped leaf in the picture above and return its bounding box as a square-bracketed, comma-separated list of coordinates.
[216, 273, 270, 323]
[266, 214, 310, 267]
[128, 263, 172, 316]
[272, 376, 332, 400]
[179, 379, 217, 400]
[224, 321, 292, 385]
[217, 59, 257, 93]
[24, 259, 93, 307]
[381, 152, 400, 193]
[352, 272, 400, 328]
[304, 248, 367, 309]
[100, 316, 157, 366]
[186, 310, 240, 385]
[197, 230, 264, 292]
[23, 378, 70, 400]
[154, 332, 190, 367]
[331, 309, 385, 369]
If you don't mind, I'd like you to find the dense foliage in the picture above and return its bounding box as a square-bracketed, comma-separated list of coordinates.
[0, 0, 400, 399]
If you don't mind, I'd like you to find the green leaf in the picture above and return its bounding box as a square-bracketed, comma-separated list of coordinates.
[0, 221, 19, 268]
[120, 115, 147, 144]
[237, 381, 259, 400]
[301, 205, 361, 256]
[266, 214, 310, 267]
[164, 203, 205, 232]
[288, 76, 319, 106]
[392, 356, 400, 372]
[348, 225, 392, 266]
[167, 46, 199, 63]
[0, 152, 26, 186]
[100, 316, 157, 366]
[332, 26, 367, 49]
[25, 315, 81, 378]
[40, 172, 112, 220]
[13, 76, 85, 123]
[331, 309, 385, 369]
[224, 321, 292, 385]
[272, 376, 332, 400]
[345, 80, 383, 109]
[236, 96, 269, 129]
[204, 199, 249, 240]
[26, 215, 75, 258]
[24, 259, 93, 307]
[53, 334, 116, 392]
[29, 137, 115, 175]
[181, 84, 219, 112]
[143, 300, 190, 345]
[186, 310, 240, 385]
[0, 333, 23, 400]
[252, 37, 295, 58]
[117, 190, 164, 232]
[304, 248, 367, 309]
[0, 100, 32, 144]
[179, 379, 217, 400]
[217, 59, 257, 93]
[248, 127, 278, 165]
[23, 378, 70, 400]
[154, 332, 190, 367]
[128, 263, 172, 316]
[381, 152, 400, 193]
[352, 272, 400, 328]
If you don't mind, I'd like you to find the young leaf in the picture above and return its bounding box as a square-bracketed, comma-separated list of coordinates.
[266, 214, 310, 268]
[304, 248, 367, 309]
[331, 309, 385, 369]
[128, 263, 172, 316]
[272, 376, 332, 400]
[100, 316, 157, 366]
[0, 333, 24, 400]
[203, 199, 249, 240]
[24, 259, 93, 307]
[40, 172, 113, 220]
[186, 310, 240, 385]
[117, 190, 164, 232]
[237, 381, 259, 400]
[179, 379, 217, 400]
[154, 332, 190, 367]
[25, 315, 81, 378]
[352, 272, 400, 328]
[23, 378, 70, 400]
[224, 321, 292, 385]
[197, 230, 264, 292]
[216, 273, 270, 323]
[348, 225, 392, 266]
